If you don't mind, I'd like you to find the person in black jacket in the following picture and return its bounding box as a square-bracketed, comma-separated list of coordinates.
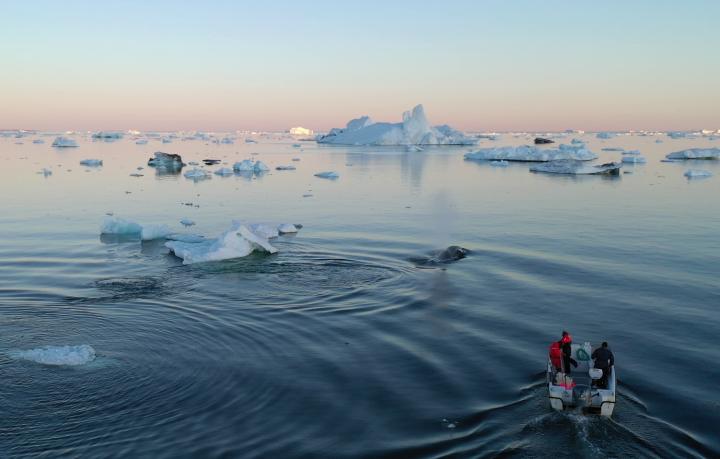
[592, 342, 614, 388]
[560, 331, 577, 375]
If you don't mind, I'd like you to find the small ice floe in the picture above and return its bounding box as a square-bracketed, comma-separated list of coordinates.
[100, 216, 143, 235]
[232, 160, 268, 173]
[275, 165, 296, 170]
[148, 151, 184, 169]
[621, 155, 646, 164]
[667, 131, 688, 139]
[135, 139, 148, 145]
[292, 157, 301, 161]
[33, 139, 45, 144]
[245, 138, 258, 144]
[314, 171, 339, 179]
[406, 144, 424, 152]
[39, 168, 52, 176]
[622, 149, 641, 155]
[602, 147, 624, 152]
[317, 104, 475, 146]
[203, 159, 221, 165]
[51, 136, 78, 147]
[490, 160, 509, 167]
[92, 131, 123, 140]
[684, 169, 713, 179]
[655, 139, 663, 143]
[214, 167, 234, 176]
[292, 143, 302, 148]
[465, 145, 597, 162]
[278, 223, 300, 234]
[188, 161, 199, 166]
[161, 137, 173, 143]
[129, 173, 143, 177]
[9, 344, 96, 366]
[165, 224, 277, 264]
[180, 218, 195, 227]
[666, 148, 720, 160]
[221, 137, 234, 144]
[80, 159, 103, 167]
[596, 132, 615, 139]
[570, 138, 585, 145]
[530, 160, 621, 175]
[184, 168, 212, 180]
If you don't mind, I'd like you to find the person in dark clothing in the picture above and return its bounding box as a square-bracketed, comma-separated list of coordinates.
[560, 331, 577, 375]
[591, 342, 614, 388]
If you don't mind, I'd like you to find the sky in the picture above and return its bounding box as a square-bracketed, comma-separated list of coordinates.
[1, 0, 719, 132]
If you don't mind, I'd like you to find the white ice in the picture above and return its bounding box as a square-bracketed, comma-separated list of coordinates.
[165, 224, 277, 265]
[51, 136, 78, 147]
[464, 145, 597, 162]
[9, 344, 96, 366]
[214, 167, 234, 176]
[141, 224, 173, 241]
[278, 223, 299, 234]
[101, 216, 142, 235]
[316, 104, 476, 146]
[666, 148, 720, 160]
[289, 126, 314, 136]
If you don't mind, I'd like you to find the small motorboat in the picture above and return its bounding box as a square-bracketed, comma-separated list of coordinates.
[547, 341, 616, 416]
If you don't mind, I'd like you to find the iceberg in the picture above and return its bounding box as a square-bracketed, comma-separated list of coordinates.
[51, 136, 78, 147]
[464, 145, 597, 162]
[316, 104, 476, 146]
[92, 131, 123, 140]
[148, 151, 184, 169]
[684, 169, 713, 178]
[232, 160, 268, 173]
[214, 167, 234, 176]
[530, 161, 621, 175]
[9, 344, 96, 366]
[141, 224, 173, 241]
[101, 216, 142, 235]
[666, 148, 720, 160]
[184, 168, 212, 180]
[315, 171, 339, 179]
[621, 155, 646, 164]
[165, 224, 277, 264]
[80, 159, 103, 167]
[253, 161, 269, 172]
[278, 223, 299, 234]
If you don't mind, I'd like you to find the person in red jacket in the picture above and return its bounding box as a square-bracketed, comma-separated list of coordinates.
[549, 331, 577, 374]
[549, 340, 563, 372]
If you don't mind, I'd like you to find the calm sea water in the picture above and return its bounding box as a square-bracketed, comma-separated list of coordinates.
[1, 133, 718, 458]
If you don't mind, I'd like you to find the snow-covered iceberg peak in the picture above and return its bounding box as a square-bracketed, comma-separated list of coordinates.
[9, 344, 96, 366]
[317, 104, 476, 146]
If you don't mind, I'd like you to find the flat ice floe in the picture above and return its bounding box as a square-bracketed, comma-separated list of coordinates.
[9, 344, 96, 366]
[80, 159, 103, 166]
[621, 155, 646, 164]
[317, 104, 476, 146]
[314, 171, 339, 179]
[684, 169, 713, 179]
[465, 145, 597, 162]
[166, 224, 276, 264]
[666, 148, 720, 160]
[51, 136, 78, 147]
[529, 160, 621, 175]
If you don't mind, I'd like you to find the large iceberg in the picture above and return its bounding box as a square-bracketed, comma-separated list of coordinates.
[666, 148, 720, 160]
[464, 145, 597, 162]
[316, 104, 476, 146]
[9, 344, 96, 366]
[51, 136, 78, 147]
[529, 161, 621, 175]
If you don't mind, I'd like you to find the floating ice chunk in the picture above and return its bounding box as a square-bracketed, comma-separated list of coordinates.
[655, 139, 663, 143]
[292, 157, 301, 161]
[253, 161, 269, 172]
[165, 224, 276, 264]
[51, 136, 78, 147]
[530, 160, 621, 175]
[33, 139, 45, 144]
[570, 138, 585, 145]
[490, 160, 509, 167]
[80, 159, 103, 167]
[180, 218, 195, 227]
[315, 171, 339, 179]
[602, 147, 624, 152]
[184, 168, 212, 180]
[214, 167, 234, 176]
[162, 137, 172, 143]
[92, 131, 123, 139]
[622, 155, 646, 164]
[275, 165, 296, 170]
[667, 131, 687, 139]
[9, 344, 96, 366]
[241, 222, 279, 239]
[135, 139, 148, 145]
[292, 143, 302, 148]
[129, 173, 143, 177]
[666, 148, 720, 160]
[596, 132, 614, 139]
[166, 233, 205, 243]
[684, 169, 712, 178]
[148, 151, 184, 169]
[622, 150, 641, 156]
[406, 144, 424, 152]
[245, 138, 258, 144]
[220, 137, 234, 144]
[101, 216, 142, 235]
[278, 223, 299, 234]
[465, 145, 597, 162]
[290, 126, 314, 136]
[188, 161, 199, 166]
[233, 159, 255, 171]
[141, 224, 173, 241]
[317, 104, 476, 145]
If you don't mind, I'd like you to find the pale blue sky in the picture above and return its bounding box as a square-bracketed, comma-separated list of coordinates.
[2, 1, 718, 131]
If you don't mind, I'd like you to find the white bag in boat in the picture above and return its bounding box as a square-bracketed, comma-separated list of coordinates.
[589, 368, 603, 380]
